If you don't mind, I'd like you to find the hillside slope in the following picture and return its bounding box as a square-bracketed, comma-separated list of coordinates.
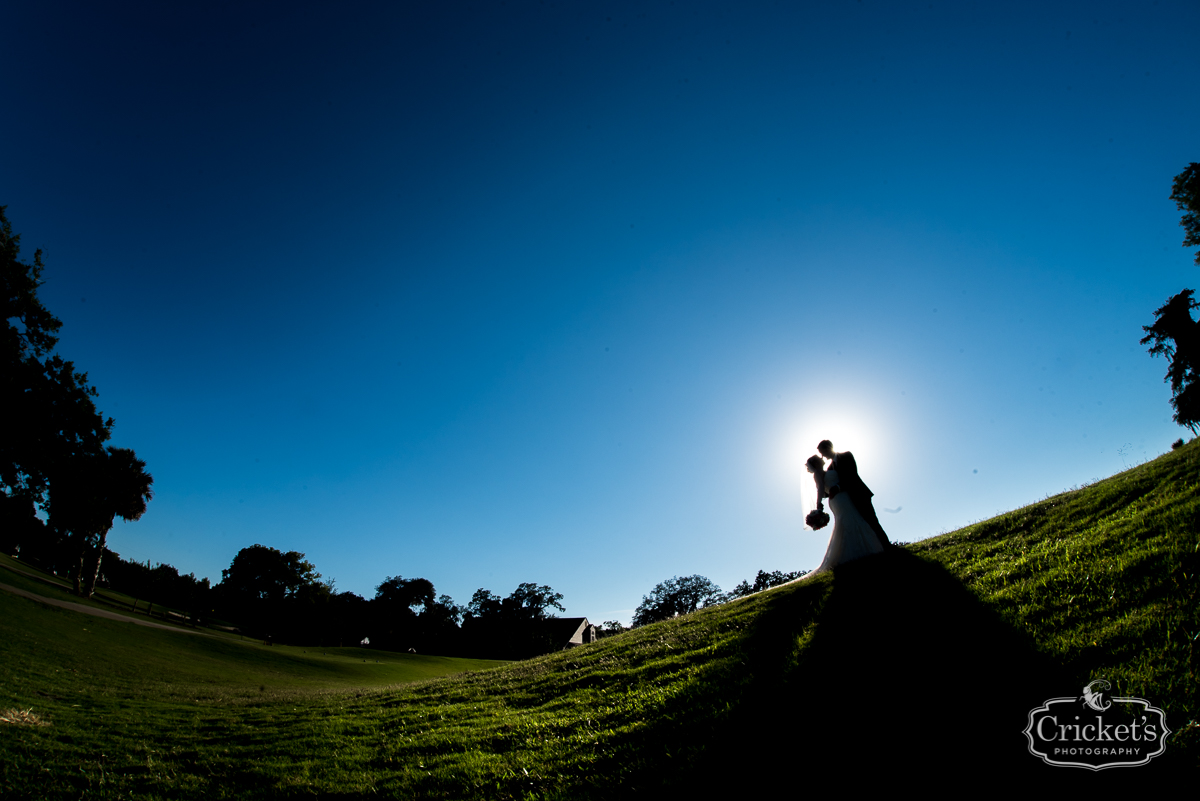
[3, 445, 1198, 797]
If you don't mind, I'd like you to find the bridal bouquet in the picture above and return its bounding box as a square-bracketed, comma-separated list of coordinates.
[805, 508, 830, 530]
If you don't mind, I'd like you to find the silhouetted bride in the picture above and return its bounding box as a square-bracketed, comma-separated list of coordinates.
[805, 454, 884, 572]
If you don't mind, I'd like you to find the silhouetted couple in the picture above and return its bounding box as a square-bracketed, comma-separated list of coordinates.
[805, 440, 891, 573]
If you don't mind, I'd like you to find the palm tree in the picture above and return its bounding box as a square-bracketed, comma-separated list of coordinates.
[89, 447, 153, 596]
[58, 446, 153, 597]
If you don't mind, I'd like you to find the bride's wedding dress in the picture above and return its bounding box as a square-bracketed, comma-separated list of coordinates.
[812, 467, 885, 573]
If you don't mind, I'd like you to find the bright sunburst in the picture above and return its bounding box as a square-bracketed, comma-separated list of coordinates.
[779, 395, 896, 519]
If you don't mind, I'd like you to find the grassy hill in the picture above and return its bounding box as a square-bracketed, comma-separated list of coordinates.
[0, 552, 209, 630]
[3, 443, 1198, 797]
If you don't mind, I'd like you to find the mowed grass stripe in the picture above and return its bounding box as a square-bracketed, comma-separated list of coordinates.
[0, 589, 508, 702]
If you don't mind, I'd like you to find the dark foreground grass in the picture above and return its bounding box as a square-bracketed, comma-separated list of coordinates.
[3, 444, 1199, 797]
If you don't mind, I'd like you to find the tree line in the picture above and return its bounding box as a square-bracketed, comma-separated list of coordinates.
[628, 569, 806, 628]
[52, 541, 568, 660]
[210, 545, 575, 659]
[4, 204, 839, 657]
[89, 541, 803, 654]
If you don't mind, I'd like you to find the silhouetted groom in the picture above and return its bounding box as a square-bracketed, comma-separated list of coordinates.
[817, 440, 892, 548]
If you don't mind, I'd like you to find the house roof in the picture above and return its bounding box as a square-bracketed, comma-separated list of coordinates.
[541, 616, 591, 644]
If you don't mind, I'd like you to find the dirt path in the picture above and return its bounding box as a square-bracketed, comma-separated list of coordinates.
[0, 581, 216, 637]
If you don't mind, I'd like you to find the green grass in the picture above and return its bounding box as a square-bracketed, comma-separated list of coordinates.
[0, 554, 205, 631]
[909, 444, 1200, 717]
[3, 443, 1199, 797]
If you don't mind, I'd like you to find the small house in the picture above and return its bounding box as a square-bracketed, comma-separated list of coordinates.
[543, 617, 596, 649]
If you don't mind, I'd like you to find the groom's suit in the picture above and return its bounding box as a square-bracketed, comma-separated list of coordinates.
[829, 451, 891, 548]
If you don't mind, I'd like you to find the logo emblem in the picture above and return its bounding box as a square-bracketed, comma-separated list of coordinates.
[1025, 680, 1170, 769]
[1081, 679, 1111, 712]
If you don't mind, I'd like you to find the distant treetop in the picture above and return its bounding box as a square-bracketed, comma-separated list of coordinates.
[1171, 163, 1200, 266]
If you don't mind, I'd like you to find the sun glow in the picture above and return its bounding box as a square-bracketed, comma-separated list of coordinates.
[775, 395, 897, 519]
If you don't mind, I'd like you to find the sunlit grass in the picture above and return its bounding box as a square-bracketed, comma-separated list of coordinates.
[909, 442, 1200, 718]
[2, 442, 1198, 796]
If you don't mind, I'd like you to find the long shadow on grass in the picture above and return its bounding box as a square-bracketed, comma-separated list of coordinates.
[626, 548, 1070, 792]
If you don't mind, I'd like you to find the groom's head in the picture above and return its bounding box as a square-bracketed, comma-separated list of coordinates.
[817, 440, 834, 460]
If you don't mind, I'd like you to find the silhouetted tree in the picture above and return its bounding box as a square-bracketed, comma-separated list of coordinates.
[372, 575, 436, 649]
[48, 446, 153, 597]
[1172, 162, 1200, 266]
[1143, 164, 1200, 432]
[502, 582, 565, 621]
[459, 582, 566, 658]
[419, 594, 465, 650]
[597, 620, 627, 638]
[463, 583, 564, 623]
[375, 575, 436, 611]
[323, 590, 370, 646]
[361, 576, 466, 653]
[728, 568, 807, 599]
[1, 206, 151, 577]
[101, 554, 211, 623]
[2, 206, 60, 359]
[632, 575, 724, 627]
[0, 491, 46, 557]
[1142, 290, 1200, 432]
[219, 544, 323, 603]
[214, 544, 326, 638]
[466, 588, 503, 618]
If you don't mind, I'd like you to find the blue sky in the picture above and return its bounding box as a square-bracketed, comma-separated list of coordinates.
[4, 1, 1198, 624]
